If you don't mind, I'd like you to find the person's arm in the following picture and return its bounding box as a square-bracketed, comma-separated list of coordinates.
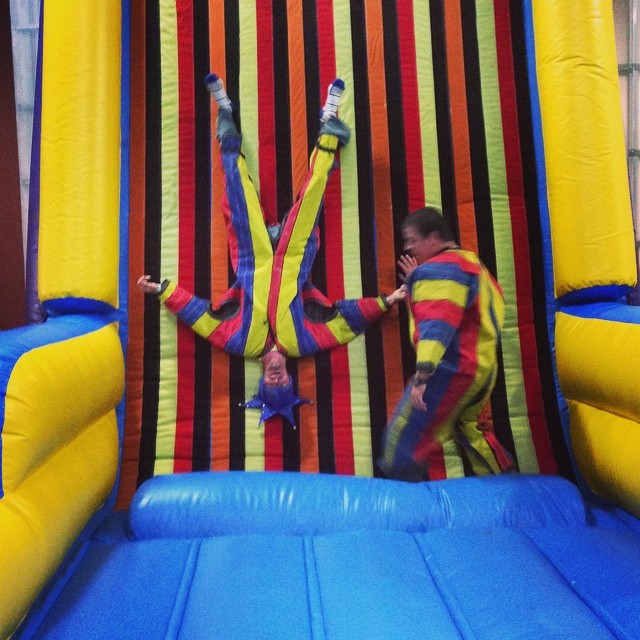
[137, 275, 161, 295]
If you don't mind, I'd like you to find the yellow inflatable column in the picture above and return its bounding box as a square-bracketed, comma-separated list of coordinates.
[38, 1, 121, 310]
[533, 0, 636, 296]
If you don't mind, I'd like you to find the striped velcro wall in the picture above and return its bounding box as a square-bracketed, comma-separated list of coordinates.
[117, 0, 573, 508]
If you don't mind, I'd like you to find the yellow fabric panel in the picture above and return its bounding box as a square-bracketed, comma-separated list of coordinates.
[568, 400, 640, 519]
[38, 0, 121, 307]
[412, 278, 468, 307]
[2, 324, 124, 492]
[416, 338, 446, 371]
[556, 313, 640, 424]
[532, 1, 636, 296]
[0, 413, 118, 639]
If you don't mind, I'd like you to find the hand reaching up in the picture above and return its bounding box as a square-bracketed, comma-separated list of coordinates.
[397, 254, 419, 283]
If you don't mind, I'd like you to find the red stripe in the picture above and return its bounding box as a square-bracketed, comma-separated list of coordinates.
[264, 418, 285, 471]
[255, 3, 282, 464]
[356, 297, 386, 324]
[174, 0, 196, 472]
[412, 299, 465, 327]
[494, 3, 557, 473]
[256, 3, 278, 224]
[397, 1, 425, 211]
[317, 1, 354, 475]
[163, 286, 193, 313]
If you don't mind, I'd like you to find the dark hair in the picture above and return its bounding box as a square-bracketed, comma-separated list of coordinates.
[402, 206, 454, 242]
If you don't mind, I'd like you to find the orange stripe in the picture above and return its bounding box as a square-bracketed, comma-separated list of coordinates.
[287, 0, 309, 196]
[117, 0, 146, 510]
[287, 0, 318, 472]
[364, 0, 405, 417]
[208, 0, 230, 470]
[443, 2, 478, 253]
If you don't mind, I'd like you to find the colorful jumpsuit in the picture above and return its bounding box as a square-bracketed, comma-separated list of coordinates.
[379, 248, 509, 481]
[159, 115, 390, 359]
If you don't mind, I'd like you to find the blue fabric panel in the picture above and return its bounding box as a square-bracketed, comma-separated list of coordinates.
[42, 298, 121, 317]
[31, 540, 198, 640]
[557, 285, 631, 306]
[178, 535, 311, 640]
[312, 531, 463, 640]
[129, 472, 588, 539]
[559, 301, 640, 324]
[527, 527, 640, 640]
[413, 529, 616, 640]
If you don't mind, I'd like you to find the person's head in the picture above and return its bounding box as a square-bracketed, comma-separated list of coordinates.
[261, 349, 290, 387]
[401, 206, 455, 265]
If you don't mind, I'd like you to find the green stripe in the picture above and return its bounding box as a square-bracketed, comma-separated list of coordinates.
[238, 2, 265, 469]
[414, 0, 441, 207]
[156, 0, 179, 469]
[476, 0, 538, 473]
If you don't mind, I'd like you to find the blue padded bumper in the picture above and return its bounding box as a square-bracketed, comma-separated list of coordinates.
[129, 471, 588, 538]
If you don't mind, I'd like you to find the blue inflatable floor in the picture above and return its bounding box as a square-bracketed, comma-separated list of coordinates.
[22, 473, 640, 639]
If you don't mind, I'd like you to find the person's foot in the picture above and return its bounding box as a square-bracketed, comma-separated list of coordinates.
[320, 78, 344, 121]
[319, 115, 350, 147]
[205, 73, 232, 110]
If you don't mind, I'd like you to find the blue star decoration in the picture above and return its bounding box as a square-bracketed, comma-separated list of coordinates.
[241, 377, 312, 428]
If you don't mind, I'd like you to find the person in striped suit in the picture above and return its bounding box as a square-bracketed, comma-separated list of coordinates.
[379, 207, 513, 481]
[138, 76, 406, 424]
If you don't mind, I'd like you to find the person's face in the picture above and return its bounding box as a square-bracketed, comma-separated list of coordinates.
[262, 351, 290, 387]
[402, 226, 440, 265]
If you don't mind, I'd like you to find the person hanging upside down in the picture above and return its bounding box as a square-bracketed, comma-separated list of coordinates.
[138, 75, 406, 424]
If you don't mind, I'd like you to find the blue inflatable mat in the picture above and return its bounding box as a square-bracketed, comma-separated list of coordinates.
[28, 472, 640, 640]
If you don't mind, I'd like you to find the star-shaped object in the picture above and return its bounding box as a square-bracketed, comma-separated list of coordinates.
[242, 377, 311, 428]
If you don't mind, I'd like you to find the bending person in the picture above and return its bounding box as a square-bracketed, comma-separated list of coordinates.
[139, 76, 405, 422]
[378, 207, 513, 481]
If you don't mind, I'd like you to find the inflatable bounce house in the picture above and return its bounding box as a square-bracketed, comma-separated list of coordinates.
[2, 1, 640, 638]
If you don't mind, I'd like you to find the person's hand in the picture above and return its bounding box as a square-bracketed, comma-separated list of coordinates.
[410, 381, 427, 411]
[385, 284, 408, 306]
[397, 254, 419, 282]
[137, 275, 161, 295]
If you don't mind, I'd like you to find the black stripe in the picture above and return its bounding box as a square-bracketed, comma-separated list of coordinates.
[272, 3, 299, 470]
[225, 1, 245, 470]
[429, 0, 458, 240]
[303, 0, 320, 155]
[283, 359, 301, 469]
[138, 0, 161, 486]
[383, 0, 414, 383]
[509, 0, 573, 480]
[460, 1, 514, 463]
[491, 345, 518, 469]
[192, 0, 212, 470]
[273, 2, 293, 223]
[460, 2, 497, 276]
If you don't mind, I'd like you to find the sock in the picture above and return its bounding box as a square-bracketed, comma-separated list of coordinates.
[205, 73, 232, 110]
[320, 78, 345, 121]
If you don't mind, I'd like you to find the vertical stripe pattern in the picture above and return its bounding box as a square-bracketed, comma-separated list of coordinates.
[117, 0, 571, 505]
